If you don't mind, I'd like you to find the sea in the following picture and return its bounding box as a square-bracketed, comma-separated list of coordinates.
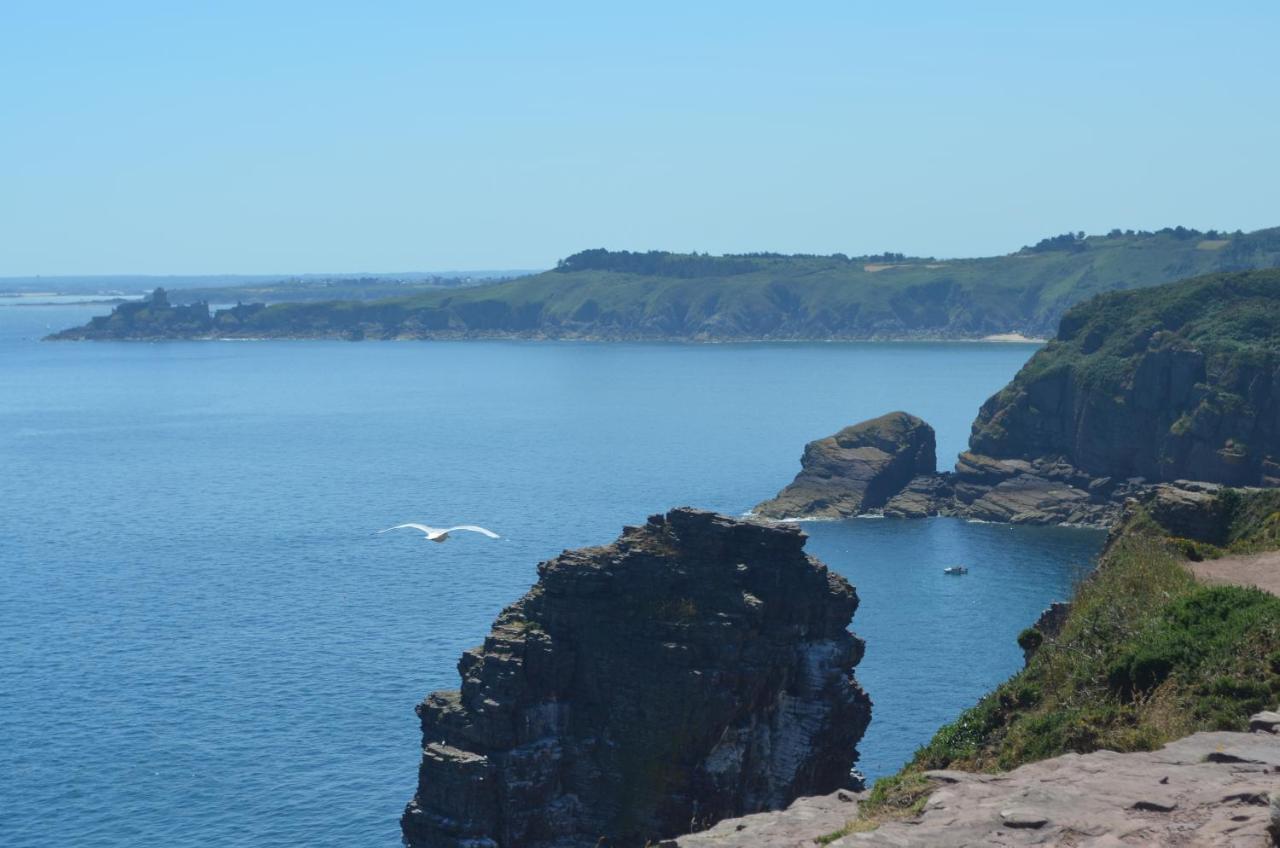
[0, 303, 1103, 847]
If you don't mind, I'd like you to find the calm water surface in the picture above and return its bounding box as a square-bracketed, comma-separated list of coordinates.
[0, 305, 1102, 847]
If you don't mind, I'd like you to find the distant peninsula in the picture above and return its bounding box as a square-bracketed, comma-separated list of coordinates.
[47, 226, 1280, 342]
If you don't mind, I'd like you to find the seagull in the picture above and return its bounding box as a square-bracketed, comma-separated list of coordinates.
[378, 523, 501, 543]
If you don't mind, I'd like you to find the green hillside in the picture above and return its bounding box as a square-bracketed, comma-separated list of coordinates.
[51, 226, 1280, 340]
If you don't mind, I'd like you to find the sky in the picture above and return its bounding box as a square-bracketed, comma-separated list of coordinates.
[2, 1, 1278, 275]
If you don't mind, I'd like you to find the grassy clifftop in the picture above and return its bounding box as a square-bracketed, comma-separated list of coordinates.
[53, 226, 1280, 341]
[917, 494, 1280, 772]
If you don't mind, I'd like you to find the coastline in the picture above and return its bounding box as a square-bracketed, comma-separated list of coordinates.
[45, 328, 1049, 344]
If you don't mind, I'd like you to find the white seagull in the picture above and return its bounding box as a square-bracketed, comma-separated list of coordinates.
[378, 523, 501, 543]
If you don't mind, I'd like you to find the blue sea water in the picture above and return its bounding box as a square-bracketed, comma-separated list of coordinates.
[0, 305, 1102, 847]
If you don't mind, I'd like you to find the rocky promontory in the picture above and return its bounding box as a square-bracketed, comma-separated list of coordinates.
[754, 413, 936, 520]
[46, 287, 266, 340]
[401, 508, 872, 848]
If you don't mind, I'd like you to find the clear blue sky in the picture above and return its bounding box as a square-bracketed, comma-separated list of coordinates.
[3, 2, 1278, 275]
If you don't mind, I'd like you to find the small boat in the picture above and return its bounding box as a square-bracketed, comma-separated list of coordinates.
[943, 566, 968, 575]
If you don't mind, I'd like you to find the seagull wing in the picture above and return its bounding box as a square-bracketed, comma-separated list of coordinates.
[378, 523, 438, 536]
[445, 525, 501, 539]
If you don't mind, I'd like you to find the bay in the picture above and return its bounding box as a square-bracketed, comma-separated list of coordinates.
[0, 304, 1101, 847]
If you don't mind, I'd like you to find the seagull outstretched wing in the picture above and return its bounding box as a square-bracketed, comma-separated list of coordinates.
[444, 525, 501, 538]
[378, 523, 439, 535]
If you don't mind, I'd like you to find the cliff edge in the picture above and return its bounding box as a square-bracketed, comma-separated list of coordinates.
[401, 507, 872, 848]
[676, 728, 1280, 847]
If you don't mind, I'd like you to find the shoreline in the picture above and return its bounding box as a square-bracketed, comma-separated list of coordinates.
[45, 331, 1049, 345]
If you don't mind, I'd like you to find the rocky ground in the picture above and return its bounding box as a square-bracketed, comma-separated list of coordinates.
[675, 722, 1280, 847]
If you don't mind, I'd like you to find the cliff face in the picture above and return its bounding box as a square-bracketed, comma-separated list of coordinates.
[969, 270, 1280, 487]
[401, 508, 871, 848]
[754, 413, 936, 520]
[928, 270, 1280, 524]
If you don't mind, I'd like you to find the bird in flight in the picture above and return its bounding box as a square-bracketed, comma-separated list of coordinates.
[378, 523, 501, 543]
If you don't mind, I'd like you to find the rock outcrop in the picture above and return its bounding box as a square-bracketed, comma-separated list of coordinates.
[674, 727, 1280, 847]
[944, 451, 1150, 526]
[401, 508, 872, 848]
[46, 287, 269, 341]
[1017, 601, 1071, 665]
[754, 413, 936, 519]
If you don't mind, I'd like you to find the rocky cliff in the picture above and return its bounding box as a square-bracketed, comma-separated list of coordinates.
[401, 508, 871, 848]
[942, 269, 1280, 522]
[876, 269, 1280, 525]
[754, 413, 936, 520]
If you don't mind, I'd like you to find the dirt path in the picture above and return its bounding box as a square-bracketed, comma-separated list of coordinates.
[1187, 549, 1280, 596]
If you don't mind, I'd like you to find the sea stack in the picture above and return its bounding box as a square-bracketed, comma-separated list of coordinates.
[400, 507, 871, 848]
[754, 412, 937, 519]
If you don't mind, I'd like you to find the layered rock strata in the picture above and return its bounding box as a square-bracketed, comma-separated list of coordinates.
[401, 507, 872, 848]
[938, 270, 1280, 524]
[754, 413, 936, 520]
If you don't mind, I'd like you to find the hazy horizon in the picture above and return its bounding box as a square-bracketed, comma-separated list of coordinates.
[1, 223, 1269, 285]
[4, 2, 1278, 275]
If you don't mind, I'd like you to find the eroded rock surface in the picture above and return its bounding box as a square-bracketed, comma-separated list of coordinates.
[675, 790, 860, 848]
[943, 452, 1153, 526]
[674, 727, 1280, 847]
[755, 413, 936, 520]
[843, 730, 1280, 847]
[401, 507, 871, 848]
